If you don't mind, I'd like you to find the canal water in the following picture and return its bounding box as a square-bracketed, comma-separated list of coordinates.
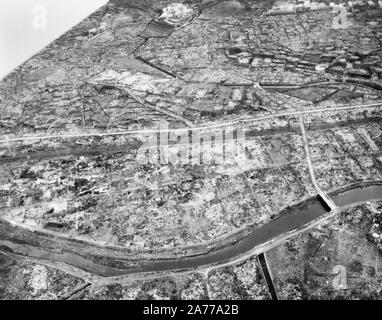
[1, 185, 381, 276]
[127, 184, 382, 274]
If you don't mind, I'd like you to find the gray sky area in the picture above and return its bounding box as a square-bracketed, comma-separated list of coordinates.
[0, 0, 107, 79]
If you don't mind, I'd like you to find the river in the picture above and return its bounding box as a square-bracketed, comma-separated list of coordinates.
[0, 184, 381, 277]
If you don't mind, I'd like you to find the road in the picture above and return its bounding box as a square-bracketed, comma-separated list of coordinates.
[0, 101, 381, 144]
[299, 114, 337, 211]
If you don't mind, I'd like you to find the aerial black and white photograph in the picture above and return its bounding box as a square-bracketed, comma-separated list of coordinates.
[0, 0, 382, 309]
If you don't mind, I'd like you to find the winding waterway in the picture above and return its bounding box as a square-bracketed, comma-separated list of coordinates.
[0, 184, 381, 277]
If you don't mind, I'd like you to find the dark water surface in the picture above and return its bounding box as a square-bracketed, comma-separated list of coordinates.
[1, 185, 381, 276]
